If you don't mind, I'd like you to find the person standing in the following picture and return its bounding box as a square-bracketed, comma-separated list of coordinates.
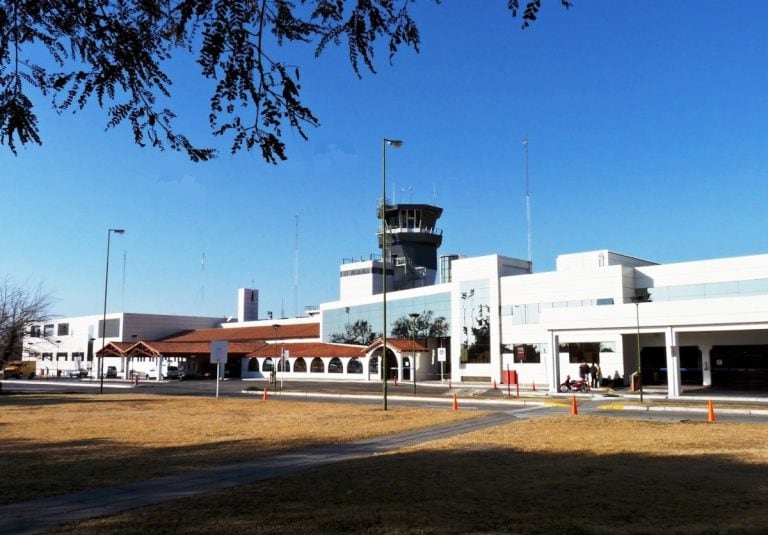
[579, 362, 589, 384]
[591, 362, 601, 388]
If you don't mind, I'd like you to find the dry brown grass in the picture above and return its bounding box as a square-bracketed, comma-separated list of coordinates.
[57, 414, 768, 534]
[0, 393, 479, 504]
[6, 393, 768, 533]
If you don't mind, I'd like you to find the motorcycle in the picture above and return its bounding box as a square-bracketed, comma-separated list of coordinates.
[559, 376, 590, 393]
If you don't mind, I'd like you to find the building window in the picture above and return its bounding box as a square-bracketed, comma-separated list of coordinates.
[30, 325, 41, 338]
[328, 358, 343, 373]
[98, 319, 120, 338]
[560, 342, 602, 364]
[43, 324, 54, 337]
[310, 357, 325, 373]
[57, 323, 69, 336]
[348, 358, 363, 374]
[506, 344, 543, 364]
[248, 358, 259, 372]
[56, 352, 67, 361]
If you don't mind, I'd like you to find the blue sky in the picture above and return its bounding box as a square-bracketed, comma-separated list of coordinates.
[2, 1, 768, 319]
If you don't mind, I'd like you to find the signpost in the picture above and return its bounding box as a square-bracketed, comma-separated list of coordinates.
[210, 340, 228, 399]
[437, 347, 446, 383]
[281, 349, 289, 390]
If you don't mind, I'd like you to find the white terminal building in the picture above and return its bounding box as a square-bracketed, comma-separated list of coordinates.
[19, 201, 768, 395]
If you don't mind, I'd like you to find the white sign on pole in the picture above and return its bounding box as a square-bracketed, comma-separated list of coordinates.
[210, 340, 229, 399]
[210, 340, 229, 364]
[437, 347, 447, 362]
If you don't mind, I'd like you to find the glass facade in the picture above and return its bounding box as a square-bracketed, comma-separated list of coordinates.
[459, 280, 491, 364]
[322, 291, 452, 342]
[649, 278, 768, 302]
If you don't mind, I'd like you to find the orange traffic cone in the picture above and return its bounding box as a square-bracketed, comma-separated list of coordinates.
[492, 380, 497, 390]
[452, 393, 459, 410]
[707, 400, 716, 423]
[571, 395, 578, 416]
[263, 387, 269, 401]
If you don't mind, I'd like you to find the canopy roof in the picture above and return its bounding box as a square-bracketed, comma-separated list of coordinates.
[163, 323, 318, 342]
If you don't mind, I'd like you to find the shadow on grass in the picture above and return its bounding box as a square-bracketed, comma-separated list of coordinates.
[58, 443, 768, 534]
[0, 392, 158, 407]
[0, 433, 330, 506]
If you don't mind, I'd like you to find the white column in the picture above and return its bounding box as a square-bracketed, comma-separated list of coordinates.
[156, 354, 163, 381]
[547, 331, 560, 393]
[665, 327, 682, 397]
[700, 344, 712, 386]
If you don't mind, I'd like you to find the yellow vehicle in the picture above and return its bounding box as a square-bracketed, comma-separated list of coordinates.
[1, 360, 36, 379]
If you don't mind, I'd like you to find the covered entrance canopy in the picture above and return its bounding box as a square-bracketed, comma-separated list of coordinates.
[364, 338, 429, 382]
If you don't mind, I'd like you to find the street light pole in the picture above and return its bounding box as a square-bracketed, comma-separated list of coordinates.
[272, 324, 280, 388]
[409, 312, 420, 394]
[381, 137, 403, 411]
[630, 292, 651, 403]
[100, 228, 125, 394]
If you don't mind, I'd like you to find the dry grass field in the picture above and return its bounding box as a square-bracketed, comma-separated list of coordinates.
[0, 393, 479, 504]
[4, 393, 768, 533]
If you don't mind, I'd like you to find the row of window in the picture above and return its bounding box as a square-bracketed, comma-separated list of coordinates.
[502, 342, 616, 364]
[30, 319, 121, 339]
[502, 299, 615, 325]
[31, 323, 70, 337]
[251, 357, 365, 374]
[649, 278, 768, 301]
[39, 352, 87, 361]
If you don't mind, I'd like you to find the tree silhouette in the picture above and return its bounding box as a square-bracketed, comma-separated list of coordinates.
[0, 1, 571, 162]
[330, 319, 378, 345]
[0, 280, 53, 364]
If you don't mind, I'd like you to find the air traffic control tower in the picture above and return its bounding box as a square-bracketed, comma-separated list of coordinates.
[377, 202, 444, 291]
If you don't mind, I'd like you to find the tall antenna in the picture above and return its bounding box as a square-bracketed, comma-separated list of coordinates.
[200, 252, 206, 311]
[121, 250, 127, 312]
[294, 214, 299, 318]
[523, 136, 532, 264]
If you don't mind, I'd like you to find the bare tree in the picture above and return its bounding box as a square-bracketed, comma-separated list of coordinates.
[330, 319, 378, 345]
[0, 0, 571, 163]
[0, 280, 54, 364]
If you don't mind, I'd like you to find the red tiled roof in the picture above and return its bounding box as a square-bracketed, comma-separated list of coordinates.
[95, 342, 134, 356]
[163, 322, 319, 342]
[246, 342, 366, 358]
[363, 337, 429, 352]
[126, 340, 269, 357]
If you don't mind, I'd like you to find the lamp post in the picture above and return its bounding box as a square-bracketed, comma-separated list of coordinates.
[630, 292, 651, 402]
[409, 312, 420, 394]
[100, 228, 125, 394]
[381, 137, 403, 411]
[272, 324, 280, 388]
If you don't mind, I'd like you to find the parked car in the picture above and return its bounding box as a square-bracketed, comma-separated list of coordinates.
[179, 368, 202, 380]
[106, 366, 118, 378]
[165, 366, 180, 380]
[67, 369, 88, 378]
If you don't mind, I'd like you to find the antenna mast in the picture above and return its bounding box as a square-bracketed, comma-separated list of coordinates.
[523, 137, 531, 264]
[294, 214, 299, 318]
[200, 252, 206, 312]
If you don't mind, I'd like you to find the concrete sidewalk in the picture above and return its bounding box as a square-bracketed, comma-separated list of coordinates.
[0, 412, 516, 535]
